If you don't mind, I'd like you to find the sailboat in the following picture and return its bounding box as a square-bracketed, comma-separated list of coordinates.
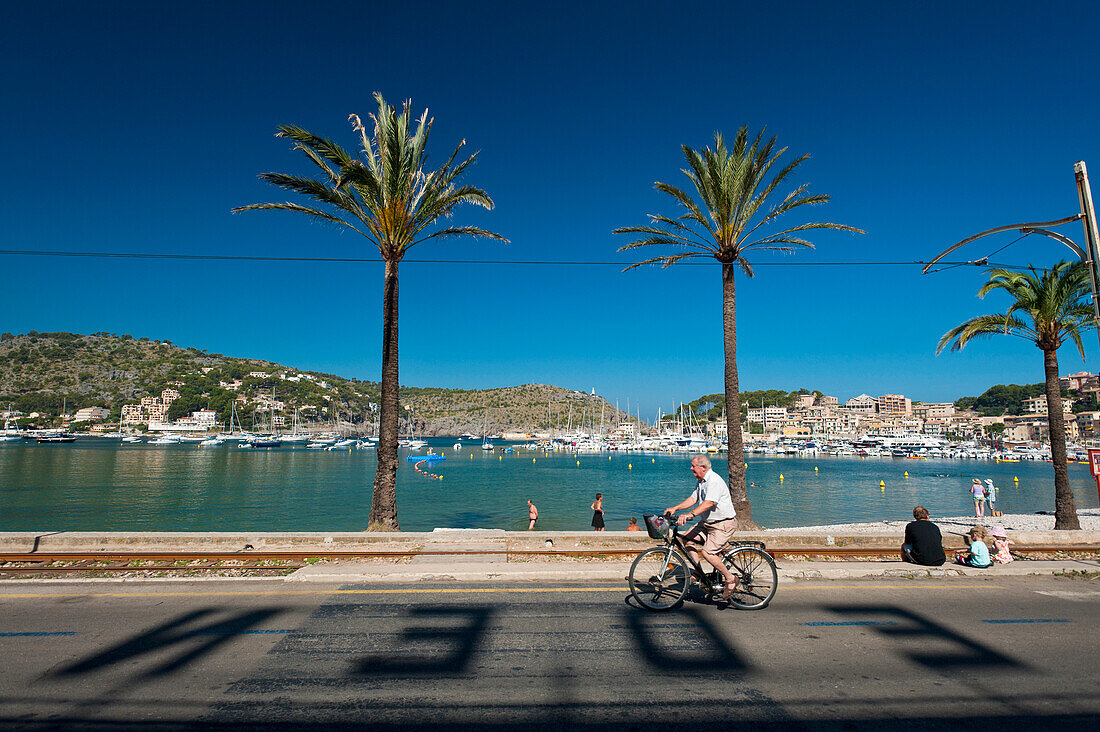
[279, 407, 311, 444]
[217, 402, 248, 441]
[0, 404, 21, 441]
[248, 387, 281, 447]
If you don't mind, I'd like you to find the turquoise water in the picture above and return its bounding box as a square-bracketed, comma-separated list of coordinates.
[1, 438, 1097, 531]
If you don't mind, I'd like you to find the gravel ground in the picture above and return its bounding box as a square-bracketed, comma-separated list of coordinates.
[761, 507, 1100, 535]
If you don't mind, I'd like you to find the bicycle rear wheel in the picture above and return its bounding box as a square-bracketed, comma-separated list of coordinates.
[628, 546, 689, 611]
[722, 546, 778, 610]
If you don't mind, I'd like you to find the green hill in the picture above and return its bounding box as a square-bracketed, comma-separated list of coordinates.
[0, 331, 635, 435]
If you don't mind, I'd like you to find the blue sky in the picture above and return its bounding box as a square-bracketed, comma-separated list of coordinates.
[3, 1, 1099, 421]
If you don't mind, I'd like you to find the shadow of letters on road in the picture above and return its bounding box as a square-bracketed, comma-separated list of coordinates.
[624, 606, 746, 673]
[827, 605, 1022, 670]
[53, 608, 283, 679]
[356, 605, 495, 676]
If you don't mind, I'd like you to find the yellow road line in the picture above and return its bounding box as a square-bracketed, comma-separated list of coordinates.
[0, 584, 1003, 599]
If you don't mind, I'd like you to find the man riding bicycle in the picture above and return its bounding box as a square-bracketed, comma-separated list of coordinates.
[664, 454, 739, 602]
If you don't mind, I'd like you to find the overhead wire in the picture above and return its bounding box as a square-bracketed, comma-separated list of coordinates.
[0, 249, 1028, 269]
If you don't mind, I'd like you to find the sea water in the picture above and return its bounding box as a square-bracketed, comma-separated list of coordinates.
[0, 438, 1096, 532]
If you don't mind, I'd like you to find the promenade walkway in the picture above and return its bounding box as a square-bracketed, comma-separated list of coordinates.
[1, 529, 1096, 583]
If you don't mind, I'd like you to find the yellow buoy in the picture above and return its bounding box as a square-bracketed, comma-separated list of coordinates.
[532, 458, 536, 463]
[779, 474, 784, 481]
[608, 456, 611, 461]
[628, 463, 632, 469]
[499, 456, 502, 461]
[652, 458, 655, 463]
[880, 480, 886, 488]
[814, 466, 819, 472]
[904, 471, 909, 478]
[744, 462, 748, 468]
[1014, 476, 1019, 483]
[576, 460, 580, 466]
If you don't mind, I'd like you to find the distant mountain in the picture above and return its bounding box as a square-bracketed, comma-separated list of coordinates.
[0, 331, 634, 435]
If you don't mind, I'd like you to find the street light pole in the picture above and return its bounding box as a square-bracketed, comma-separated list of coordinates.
[1074, 161, 1100, 350]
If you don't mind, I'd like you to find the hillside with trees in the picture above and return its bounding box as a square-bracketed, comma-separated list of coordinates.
[953, 383, 1061, 416]
[0, 331, 634, 435]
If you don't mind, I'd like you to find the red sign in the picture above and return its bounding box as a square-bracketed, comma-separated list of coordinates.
[1089, 449, 1100, 477]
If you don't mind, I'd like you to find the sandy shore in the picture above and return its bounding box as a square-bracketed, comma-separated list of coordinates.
[760, 507, 1100, 535]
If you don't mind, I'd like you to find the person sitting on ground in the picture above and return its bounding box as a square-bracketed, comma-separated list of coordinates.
[901, 505, 946, 566]
[990, 525, 1014, 564]
[626, 517, 642, 531]
[955, 526, 992, 568]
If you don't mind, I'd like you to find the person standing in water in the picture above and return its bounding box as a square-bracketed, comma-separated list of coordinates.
[969, 478, 986, 518]
[527, 499, 538, 530]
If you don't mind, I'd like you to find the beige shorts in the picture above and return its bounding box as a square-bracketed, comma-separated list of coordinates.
[683, 517, 737, 555]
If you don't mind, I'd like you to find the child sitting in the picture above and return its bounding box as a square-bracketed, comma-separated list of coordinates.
[990, 525, 1014, 564]
[955, 526, 992, 568]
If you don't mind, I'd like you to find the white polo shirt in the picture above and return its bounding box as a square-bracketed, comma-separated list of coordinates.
[692, 469, 737, 522]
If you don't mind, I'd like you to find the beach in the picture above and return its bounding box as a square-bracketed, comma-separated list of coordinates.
[759, 508, 1100, 535]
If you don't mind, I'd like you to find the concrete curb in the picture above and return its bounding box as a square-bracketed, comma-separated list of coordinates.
[0, 559, 1095, 586]
[281, 558, 1100, 584]
[4, 530, 1099, 553]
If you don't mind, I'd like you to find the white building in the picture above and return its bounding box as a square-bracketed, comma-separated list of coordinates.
[747, 406, 788, 424]
[1023, 395, 1073, 414]
[913, 402, 956, 419]
[845, 394, 878, 413]
[72, 406, 110, 423]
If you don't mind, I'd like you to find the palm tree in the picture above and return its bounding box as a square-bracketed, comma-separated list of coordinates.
[937, 261, 1094, 530]
[235, 93, 506, 530]
[615, 128, 862, 527]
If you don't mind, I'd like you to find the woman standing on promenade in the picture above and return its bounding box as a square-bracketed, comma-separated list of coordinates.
[591, 493, 605, 531]
[970, 478, 986, 518]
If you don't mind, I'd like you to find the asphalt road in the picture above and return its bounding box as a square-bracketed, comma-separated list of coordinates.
[1, 575, 1098, 730]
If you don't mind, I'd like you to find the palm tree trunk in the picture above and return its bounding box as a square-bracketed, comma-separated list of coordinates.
[1044, 347, 1080, 530]
[370, 259, 400, 530]
[722, 263, 756, 528]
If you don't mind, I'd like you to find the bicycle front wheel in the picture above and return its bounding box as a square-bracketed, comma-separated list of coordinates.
[723, 546, 778, 610]
[628, 546, 689, 611]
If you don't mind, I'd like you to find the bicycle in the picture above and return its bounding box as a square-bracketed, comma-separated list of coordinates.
[628, 513, 778, 612]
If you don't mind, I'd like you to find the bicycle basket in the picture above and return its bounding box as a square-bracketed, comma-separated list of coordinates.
[643, 513, 670, 539]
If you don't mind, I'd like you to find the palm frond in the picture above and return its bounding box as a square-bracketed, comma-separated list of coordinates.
[936, 314, 1033, 354]
[231, 202, 362, 235]
[616, 127, 861, 273]
[411, 226, 510, 248]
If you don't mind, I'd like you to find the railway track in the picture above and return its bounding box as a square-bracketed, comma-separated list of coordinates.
[0, 545, 1096, 575]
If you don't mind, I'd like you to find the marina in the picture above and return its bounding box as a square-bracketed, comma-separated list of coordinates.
[1, 436, 1097, 533]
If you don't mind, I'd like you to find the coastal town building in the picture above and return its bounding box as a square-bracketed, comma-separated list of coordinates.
[747, 406, 788, 424]
[72, 406, 110, 422]
[845, 394, 877, 413]
[877, 394, 912, 417]
[121, 389, 180, 426]
[912, 402, 955, 419]
[611, 422, 637, 440]
[1061, 371, 1096, 391]
[1023, 395, 1073, 414]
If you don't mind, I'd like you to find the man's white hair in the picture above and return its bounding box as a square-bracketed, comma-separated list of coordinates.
[692, 454, 711, 469]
